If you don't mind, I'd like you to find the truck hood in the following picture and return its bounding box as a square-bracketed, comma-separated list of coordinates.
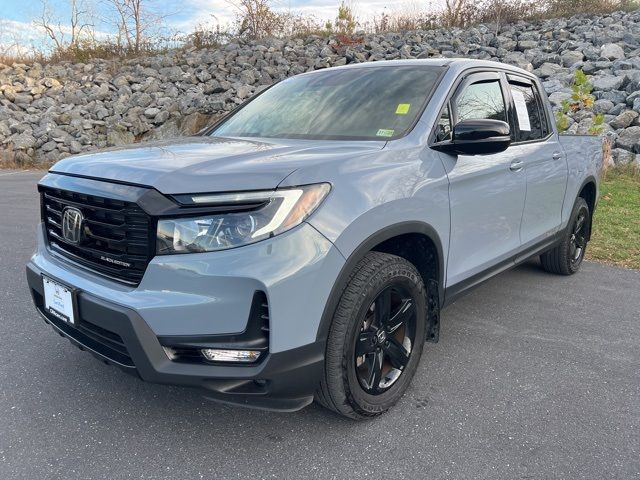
[50, 137, 384, 194]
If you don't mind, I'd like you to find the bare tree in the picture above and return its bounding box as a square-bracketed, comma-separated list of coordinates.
[68, 0, 93, 47]
[105, 0, 168, 53]
[443, 0, 470, 27]
[226, 0, 284, 39]
[34, 0, 94, 50]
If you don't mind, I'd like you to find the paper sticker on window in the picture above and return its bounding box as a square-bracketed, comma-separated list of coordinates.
[395, 103, 411, 115]
[511, 89, 531, 132]
[376, 129, 395, 137]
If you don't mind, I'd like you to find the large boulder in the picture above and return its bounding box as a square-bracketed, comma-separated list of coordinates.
[535, 62, 566, 78]
[610, 110, 639, 129]
[106, 128, 135, 147]
[615, 126, 640, 153]
[591, 75, 625, 92]
[611, 148, 636, 165]
[600, 43, 625, 61]
[11, 132, 37, 150]
[592, 99, 615, 114]
[548, 91, 572, 106]
[561, 50, 584, 67]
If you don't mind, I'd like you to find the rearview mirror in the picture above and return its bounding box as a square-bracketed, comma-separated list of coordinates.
[433, 119, 511, 156]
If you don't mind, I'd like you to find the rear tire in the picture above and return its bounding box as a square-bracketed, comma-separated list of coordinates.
[540, 197, 590, 275]
[316, 252, 427, 419]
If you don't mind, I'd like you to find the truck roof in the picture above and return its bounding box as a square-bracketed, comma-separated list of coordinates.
[309, 58, 537, 80]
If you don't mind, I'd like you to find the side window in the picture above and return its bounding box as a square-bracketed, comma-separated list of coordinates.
[435, 104, 452, 142]
[455, 80, 507, 123]
[509, 83, 545, 141]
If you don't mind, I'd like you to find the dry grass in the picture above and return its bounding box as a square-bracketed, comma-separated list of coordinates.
[0, 146, 47, 170]
[0, 146, 17, 167]
[0, 54, 30, 65]
[367, 0, 639, 33]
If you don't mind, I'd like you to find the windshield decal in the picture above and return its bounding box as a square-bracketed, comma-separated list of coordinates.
[395, 104, 411, 115]
[376, 129, 395, 137]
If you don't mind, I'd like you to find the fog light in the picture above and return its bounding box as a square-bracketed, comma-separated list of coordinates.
[163, 346, 177, 360]
[201, 349, 261, 363]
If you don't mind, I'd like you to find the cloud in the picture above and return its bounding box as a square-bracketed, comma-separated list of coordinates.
[0, 16, 111, 56]
[165, 0, 237, 33]
[167, 0, 432, 34]
[0, 19, 43, 55]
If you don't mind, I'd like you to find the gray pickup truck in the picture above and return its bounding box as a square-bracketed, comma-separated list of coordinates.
[26, 59, 602, 419]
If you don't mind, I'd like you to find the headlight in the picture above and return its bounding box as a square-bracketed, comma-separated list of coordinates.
[156, 183, 331, 254]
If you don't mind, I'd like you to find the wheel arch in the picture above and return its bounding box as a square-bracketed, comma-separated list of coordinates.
[315, 222, 444, 342]
[577, 176, 597, 240]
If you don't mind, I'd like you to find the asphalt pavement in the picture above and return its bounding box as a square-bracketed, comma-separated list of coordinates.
[0, 170, 638, 479]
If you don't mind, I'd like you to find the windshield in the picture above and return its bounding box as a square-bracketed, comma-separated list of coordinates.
[211, 66, 445, 141]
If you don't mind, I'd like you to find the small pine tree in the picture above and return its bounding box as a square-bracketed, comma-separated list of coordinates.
[335, 2, 357, 36]
[589, 113, 605, 135]
[571, 69, 594, 109]
[555, 69, 603, 135]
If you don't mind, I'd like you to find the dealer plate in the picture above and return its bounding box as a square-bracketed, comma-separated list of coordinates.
[43, 276, 75, 325]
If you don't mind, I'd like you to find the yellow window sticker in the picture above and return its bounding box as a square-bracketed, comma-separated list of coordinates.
[376, 129, 395, 137]
[395, 103, 411, 115]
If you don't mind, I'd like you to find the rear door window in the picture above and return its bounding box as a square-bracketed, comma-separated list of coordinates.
[509, 82, 546, 142]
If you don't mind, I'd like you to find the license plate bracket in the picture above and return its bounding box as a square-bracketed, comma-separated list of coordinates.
[42, 275, 77, 325]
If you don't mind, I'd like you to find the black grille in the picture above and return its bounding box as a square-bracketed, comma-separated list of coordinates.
[41, 187, 154, 285]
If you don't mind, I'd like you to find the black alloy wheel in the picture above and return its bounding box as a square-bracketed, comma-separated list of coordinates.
[354, 285, 416, 394]
[569, 208, 588, 268]
[316, 251, 428, 419]
[540, 196, 590, 275]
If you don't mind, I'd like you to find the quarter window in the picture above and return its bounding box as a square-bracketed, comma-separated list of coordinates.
[509, 83, 545, 141]
[435, 104, 452, 142]
[455, 80, 507, 123]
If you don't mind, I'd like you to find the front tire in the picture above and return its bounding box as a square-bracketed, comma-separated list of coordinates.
[540, 196, 590, 275]
[316, 252, 427, 419]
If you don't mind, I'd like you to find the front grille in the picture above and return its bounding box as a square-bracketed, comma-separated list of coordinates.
[41, 186, 154, 285]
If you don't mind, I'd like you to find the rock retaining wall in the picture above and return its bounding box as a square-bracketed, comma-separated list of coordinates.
[2, 10, 640, 165]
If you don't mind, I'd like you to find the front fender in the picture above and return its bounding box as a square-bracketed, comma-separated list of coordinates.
[305, 152, 451, 341]
[313, 220, 447, 342]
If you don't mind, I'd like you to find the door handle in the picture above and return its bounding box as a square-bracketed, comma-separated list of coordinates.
[552, 152, 563, 160]
[509, 160, 524, 172]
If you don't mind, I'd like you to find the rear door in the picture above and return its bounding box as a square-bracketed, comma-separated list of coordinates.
[436, 72, 527, 288]
[505, 75, 568, 248]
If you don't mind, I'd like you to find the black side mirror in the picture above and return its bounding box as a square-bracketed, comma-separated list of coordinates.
[433, 119, 511, 156]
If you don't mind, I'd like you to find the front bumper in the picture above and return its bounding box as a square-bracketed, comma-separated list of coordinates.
[27, 263, 325, 411]
[27, 221, 345, 411]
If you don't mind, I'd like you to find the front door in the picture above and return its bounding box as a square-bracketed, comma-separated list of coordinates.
[435, 72, 526, 288]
